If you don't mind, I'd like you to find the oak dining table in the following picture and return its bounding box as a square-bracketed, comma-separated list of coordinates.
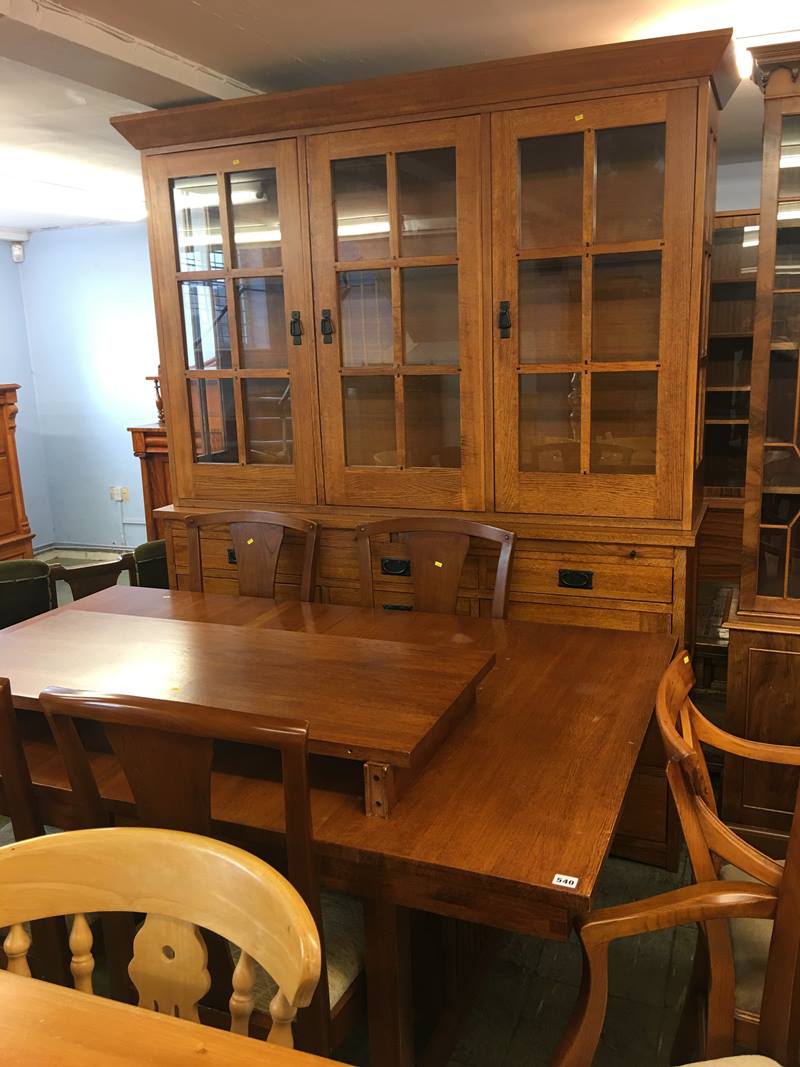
[0, 586, 677, 1067]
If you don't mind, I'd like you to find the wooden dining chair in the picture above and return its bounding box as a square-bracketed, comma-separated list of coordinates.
[36, 686, 362, 1057]
[355, 516, 516, 618]
[0, 826, 321, 1048]
[185, 511, 319, 601]
[49, 554, 137, 604]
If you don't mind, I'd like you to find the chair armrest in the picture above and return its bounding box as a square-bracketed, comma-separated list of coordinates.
[692, 707, 800, 766]
[578, 881, 777, 948]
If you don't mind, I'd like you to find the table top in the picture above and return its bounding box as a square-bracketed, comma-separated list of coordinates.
[0, 601, 494, 768]
[0, 970, 336, 1066]
[1, 587, 676, 928]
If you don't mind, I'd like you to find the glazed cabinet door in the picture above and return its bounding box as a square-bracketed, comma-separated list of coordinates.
[492, 91, 696, 519]
[146, 140, 319, 506]
[308, 117, 484, 509]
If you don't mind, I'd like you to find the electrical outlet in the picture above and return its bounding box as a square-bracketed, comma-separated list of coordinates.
[109, 486, 130, 502]
[120, 486, 129, 502]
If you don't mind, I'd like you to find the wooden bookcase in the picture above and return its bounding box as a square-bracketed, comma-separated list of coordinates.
[723, 44, 800, 856]
[114, 30, 739, 868]
[0, 384, 33, 561]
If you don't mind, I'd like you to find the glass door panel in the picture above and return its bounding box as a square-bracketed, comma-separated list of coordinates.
[149, 137, 318, 505]
[776, 205, 800, 289]
[779, 115, 800, 198]
[594, 124, 665, 242]
[592, 252, 662, 361]
[402, 265, 459, 365]
[229, 169, 281, 268]
[397, 148, 457, 256]
[309, 116, 482, 509]
[333, 156, 390, 262]
[590, 371, 658, 474]
[172, 175, 223, 270]
[519, 134, 583, 247]
[519, 374, 581, 472]
[518, 258, 581, 363]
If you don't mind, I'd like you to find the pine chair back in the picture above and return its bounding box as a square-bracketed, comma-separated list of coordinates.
[0, 559, 52, 628]
[36, 686, 331, 1053]
[651, 651, 800, 1060]
[185, 511, 319, 601]
[355, 517, 515, 619]
[49, 555, 137, 604]
[0, 826, 321, 1047]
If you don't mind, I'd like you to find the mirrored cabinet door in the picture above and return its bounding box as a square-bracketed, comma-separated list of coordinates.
[308, 117, 483, 509]
[492, 91, 697, 518]
[148, 139, 318, 505]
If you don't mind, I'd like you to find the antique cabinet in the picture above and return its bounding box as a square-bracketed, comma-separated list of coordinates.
[723, 44, 800, 855]
[114, 30, 739, 868]
[0, 385, 33, 561]
[128, 423, 171, 541]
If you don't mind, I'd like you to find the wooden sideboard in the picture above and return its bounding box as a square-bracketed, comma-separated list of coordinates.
[0, 384, 33, 561]
[128, 423, 171, 540]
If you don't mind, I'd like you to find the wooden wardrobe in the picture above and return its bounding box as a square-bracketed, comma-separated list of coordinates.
[0, 385, 33, 561]
[114, 29, 739, 867]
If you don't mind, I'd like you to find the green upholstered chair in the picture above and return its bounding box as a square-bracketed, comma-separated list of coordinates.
[133, 539, 169, 589]
[0, 560, 52, 629]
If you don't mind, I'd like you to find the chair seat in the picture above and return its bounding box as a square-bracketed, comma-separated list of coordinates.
[238, 891, 363, 1010]
[684, 1058, 781, 1066]
[720, 861, 784, 1015]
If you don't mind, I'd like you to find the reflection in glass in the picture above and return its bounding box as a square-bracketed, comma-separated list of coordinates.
[404, 375, 460, 467]
[772, 292, 800, 356]
[188, 378, 237, 463]
[180, 280, 231, 370]
[243, 379, 292, 464]
[703, 424, 747, 488]
[758, 527, 788, 597]
[398, 148, 457, 256]
[595, 123, 665, 243]
[235, 278, 287, 369]
[333, 156, 390, 261]
[592, 253, 661, 361]
[519, 258, 581, 363]
[229, 169, 281, 269]
[402, 266, 459, 365]
[707, 338, 752, 388]
[590, 371, 658, 474]
[711, 225, 759, 280]
[779, 114, 800, 199]
[789, 523, 800, 598]
[343, 376, 396, 465]
[763, 447, 800, 488]
[709, 281, 756, 336]
[338, 270, 393, 366]
[776, 206, 800, 289]
[761, 494, 800, 526]
[766, 349, 798, 443]
[519, 134, 582, 248]
[518, 373, 581, 473]
[705, 390, 749, 421]
[172, 175, 223, 271]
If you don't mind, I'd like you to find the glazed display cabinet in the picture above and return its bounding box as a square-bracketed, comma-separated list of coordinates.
[115, 30, 739, 867]
[723, 43, 800, 856]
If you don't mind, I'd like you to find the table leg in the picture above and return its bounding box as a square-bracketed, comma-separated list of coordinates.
[364, 899, 414, 1067]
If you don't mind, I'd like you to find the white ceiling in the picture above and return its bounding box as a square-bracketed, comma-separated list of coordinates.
[0, 0, 798, 231]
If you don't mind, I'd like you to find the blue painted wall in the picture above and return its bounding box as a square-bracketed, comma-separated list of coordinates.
[0, 241, 54, 547]
[20, 223, 160, 548]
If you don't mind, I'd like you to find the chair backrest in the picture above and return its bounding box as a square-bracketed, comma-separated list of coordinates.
[654, 651, 800, 1059]
[36, 686, 329, 1051]
[49, 554, 137, 604]
[355, 517, 515, 619]
[0, 826, 321, 1047]
[133, 539, 169, 589]
[0, 559, 52, 628]
[185, 511, 319, 601]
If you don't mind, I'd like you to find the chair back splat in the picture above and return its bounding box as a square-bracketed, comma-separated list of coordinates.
[185, 510, 319, 601]
[356, 517, 515, 619]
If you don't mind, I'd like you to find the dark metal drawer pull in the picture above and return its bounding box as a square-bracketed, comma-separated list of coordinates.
[558, 569, 593, 590]
[382, 603, 413, 611]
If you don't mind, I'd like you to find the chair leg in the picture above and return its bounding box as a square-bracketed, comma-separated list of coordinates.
[671, 930, 708, 1066]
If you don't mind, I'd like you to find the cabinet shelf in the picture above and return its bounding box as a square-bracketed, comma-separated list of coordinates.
[705, 385, 751, 392]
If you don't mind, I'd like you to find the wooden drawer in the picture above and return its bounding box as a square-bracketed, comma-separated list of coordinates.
[508, 551, 673, 604]
[506, 599, 670, 633]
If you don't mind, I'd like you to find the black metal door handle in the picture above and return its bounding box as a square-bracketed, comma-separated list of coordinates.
[321, 308, 334, 344]
[289, 310, 303, 345]
[498, 300, 512, 339]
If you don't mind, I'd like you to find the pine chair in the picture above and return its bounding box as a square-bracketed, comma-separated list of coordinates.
[133, 539, 169, 589]
[0, 826, 321, 1048]
[355, 517, 516, 618]
[552, 651, 800, 1067]
[36, 685, 362, 1056]
[49, 554, 137, 604]
[185, 511, 319, 601]
[0, 559, 52, 628]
